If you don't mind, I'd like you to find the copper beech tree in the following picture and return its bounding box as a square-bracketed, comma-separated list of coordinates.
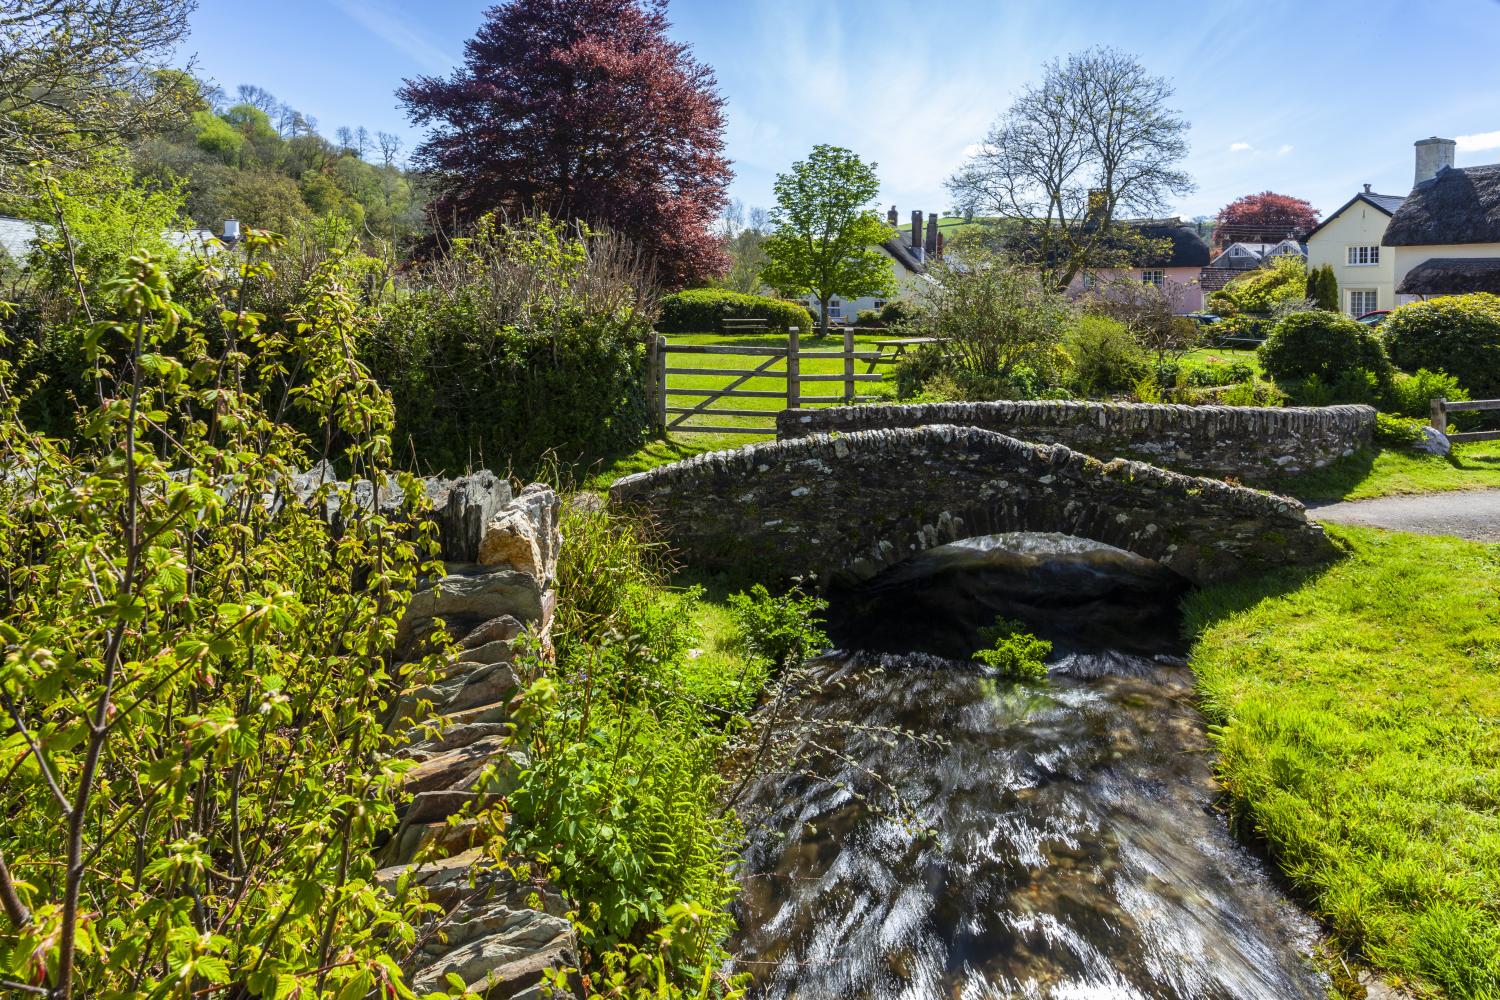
[399, 0, 731, 287]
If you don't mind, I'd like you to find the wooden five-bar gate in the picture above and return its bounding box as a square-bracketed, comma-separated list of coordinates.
[1430, 397, 1500, 443]
[647, 329, 886, 435]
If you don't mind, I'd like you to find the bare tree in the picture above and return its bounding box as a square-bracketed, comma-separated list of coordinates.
[947, 47, 1192, 289]
[747, 205, 770, 234]
[716, 197, 745, 240]
[235, 83, 277, 113]
[0, 0, 198, 184]
[355, 125, 371, 160]
[335, 125, 354, 150]
[376, 130, 402, 168]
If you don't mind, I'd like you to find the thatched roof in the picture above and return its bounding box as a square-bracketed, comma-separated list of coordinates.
[880, 238, 926, 275]
[1383, 165, 1500, 246]
[1131, 220, 1211, 268]
[1396, 257, 1500, 295]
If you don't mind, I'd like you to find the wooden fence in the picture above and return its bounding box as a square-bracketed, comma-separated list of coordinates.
[1430, 397, 1500, 443]
[646, 329, 885, 435]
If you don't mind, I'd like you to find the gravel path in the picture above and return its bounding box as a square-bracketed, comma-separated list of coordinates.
[1308, 490, 1500, 542]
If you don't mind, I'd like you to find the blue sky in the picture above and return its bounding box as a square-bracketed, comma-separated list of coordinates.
[187, 0, 1500, 222]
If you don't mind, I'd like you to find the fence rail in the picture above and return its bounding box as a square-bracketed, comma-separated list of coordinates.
[1430, 397, 1500, 443]
[648, 329, 884, 435]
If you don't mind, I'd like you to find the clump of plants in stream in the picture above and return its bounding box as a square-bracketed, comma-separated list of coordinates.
[0, 198, 448, 996]
[973, 617, 1052, 681]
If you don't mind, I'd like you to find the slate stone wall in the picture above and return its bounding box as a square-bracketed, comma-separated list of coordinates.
[776, 401, 1376, 479]
[609, 425, 1334, 587]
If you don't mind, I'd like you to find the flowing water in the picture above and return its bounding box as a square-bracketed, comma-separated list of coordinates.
[730, 535, 1327, 999]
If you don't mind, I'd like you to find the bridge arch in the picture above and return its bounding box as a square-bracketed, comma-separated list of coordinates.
[608, 426, 1333, 587]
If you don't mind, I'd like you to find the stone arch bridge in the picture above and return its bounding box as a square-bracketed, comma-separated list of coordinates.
[607, 426, 1335, 587]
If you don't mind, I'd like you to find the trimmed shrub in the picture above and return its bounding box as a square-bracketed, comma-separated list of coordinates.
[854, 300, 914, 328]
[1066, 315, 1147, 396]
[1260, 309, 1393, 388]
[657, 287, 813, 333]
[1383, 293, 1500, 400]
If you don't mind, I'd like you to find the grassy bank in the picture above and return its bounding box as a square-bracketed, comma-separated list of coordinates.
[1185, 525, 1500, 997]
[1281, 443, 1500, 502]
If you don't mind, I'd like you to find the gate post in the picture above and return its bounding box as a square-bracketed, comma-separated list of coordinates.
[1430, 397, 1447, 436]
[787, 326, 801, 411]
[650, 335, 668, 433]
[842, 327, 855, 402]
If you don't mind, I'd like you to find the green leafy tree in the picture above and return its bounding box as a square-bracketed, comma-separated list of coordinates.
[1208, 256, 1307, 315]
[761, 145, 895, 335]
[1307, 264, 1338, 311]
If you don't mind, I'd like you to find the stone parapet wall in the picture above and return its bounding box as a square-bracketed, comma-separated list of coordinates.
[294, 468, 578, 997]
[776, 401, 1376, 479]
[610, 426, 1333, 587]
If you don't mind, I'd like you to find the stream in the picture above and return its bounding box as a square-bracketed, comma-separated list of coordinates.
[730, 534, 1328, 999]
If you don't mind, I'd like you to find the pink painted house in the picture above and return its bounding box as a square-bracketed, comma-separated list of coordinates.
[1065, 219, 1212, 313]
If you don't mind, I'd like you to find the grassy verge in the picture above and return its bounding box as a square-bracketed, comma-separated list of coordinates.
[1184, 525, 1500, 998]
[1280, 443, 1500, 502]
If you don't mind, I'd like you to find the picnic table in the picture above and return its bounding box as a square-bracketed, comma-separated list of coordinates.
[867, 336, 945, 372]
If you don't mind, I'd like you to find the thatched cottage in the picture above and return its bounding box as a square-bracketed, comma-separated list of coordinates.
[1383, 138, 1500, 299]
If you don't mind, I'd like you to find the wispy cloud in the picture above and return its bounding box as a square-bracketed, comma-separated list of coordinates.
[327, 0, 457, 74]
[1228, 142, 1252, 152]
[1457, 129, 1500, 152]
[1277, 144, 1294, 156]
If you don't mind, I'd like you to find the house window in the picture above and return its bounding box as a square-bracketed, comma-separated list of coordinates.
[1081, 272, 1096, 289]
[872, 299, 886, 310]
[1347, 245, 1380, 266]
[1141, 269, 1165, 286]
[1349, 289, 1378, 316]
[828, 298, 842, 319]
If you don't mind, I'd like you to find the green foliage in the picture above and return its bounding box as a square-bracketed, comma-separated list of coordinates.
[1307, 263, 1339, 311]
[893, 342, 950, 399]
[1374, 412, 1427, 447]
[761, 145, 896, 334]
[510, 502, 756, 993]
[1185, 527, 1500, 998]
[1065, 314, 1147, 395]
[365, 215, 655, 477]
[1383, 293, 1500, 400]
[1259, 309, 1393, 393]
[725, 584, 830, 671]
[1387, 368, 1471, 421]
[0, 226, 442, 996]
[972, 618, 1051, 681]
[1208, 256, 1307, 315]
[856, 300, 914, 328]
[918, 248, 1071, 382]
[1185, 360, 1257, 387]
[657, 287, 812, 334]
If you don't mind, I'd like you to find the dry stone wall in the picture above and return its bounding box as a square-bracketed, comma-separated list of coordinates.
[609, 426, 1335, 587]
[776, 401, 1376, 479]
[292, 467, 576, 999]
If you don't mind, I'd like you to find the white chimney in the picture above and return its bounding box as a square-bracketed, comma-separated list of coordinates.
[1414, 137, 1456, 187]
[222, 219, 241, 243]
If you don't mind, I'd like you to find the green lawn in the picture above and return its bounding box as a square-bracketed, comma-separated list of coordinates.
[656, 329, 897, 439]
[1280, 443, 1500, 502]
[1185, 526, 1500, 998]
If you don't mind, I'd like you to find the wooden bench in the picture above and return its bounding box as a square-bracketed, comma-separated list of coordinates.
[867, 336, 945, 372]
[722, 317, 768, 334]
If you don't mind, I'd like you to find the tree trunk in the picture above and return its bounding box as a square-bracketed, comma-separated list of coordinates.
[819, 295, 830, 338]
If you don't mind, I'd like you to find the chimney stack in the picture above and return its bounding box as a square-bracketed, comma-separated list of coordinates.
[887, 204, 898, 228]
[936, 232, 945, 260]
[925, 213, 939, 259]
[1414, 137, 1456, 187]
[911, 210, 924, 259]
[1363, 183, 1372, 193]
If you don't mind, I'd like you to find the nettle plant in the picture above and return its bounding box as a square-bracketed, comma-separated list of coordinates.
[0, 221, 445, 997]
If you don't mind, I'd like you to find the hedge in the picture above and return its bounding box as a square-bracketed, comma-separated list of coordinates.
[366, 293, 652, 477]
[657, 288, 813, 334]
[1383, 293, 1500, 400]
